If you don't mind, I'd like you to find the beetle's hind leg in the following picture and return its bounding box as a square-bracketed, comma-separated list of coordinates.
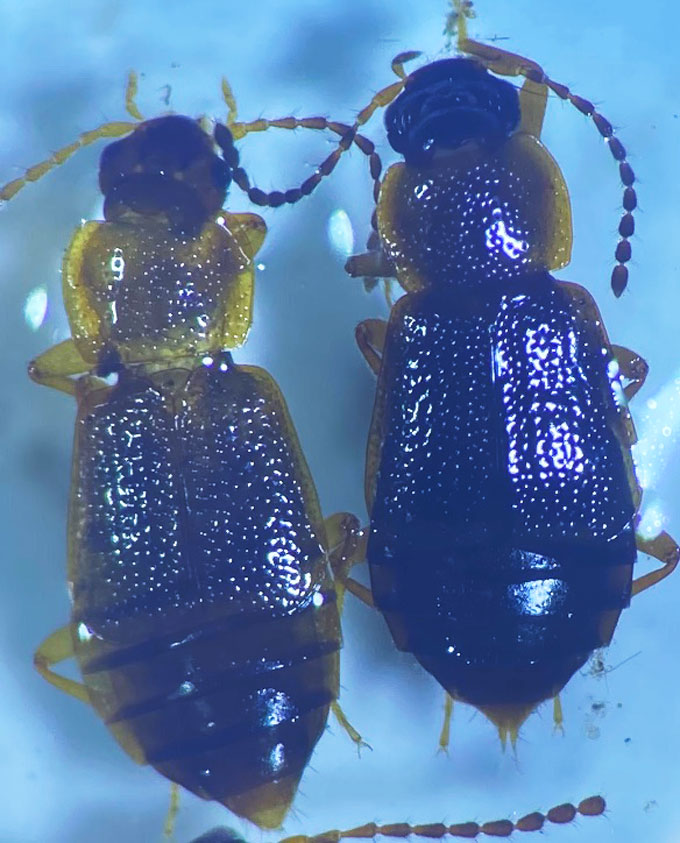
[163, 783, 180, 841]
[34, 625, 90, 704]
[437, 693, 455, 754]
[330, 701, 371, 755]
[633, 531, 679, 597]
[324, 513, 372, 753]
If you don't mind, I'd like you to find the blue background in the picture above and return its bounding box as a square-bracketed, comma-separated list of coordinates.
[1, 1, 679, 841]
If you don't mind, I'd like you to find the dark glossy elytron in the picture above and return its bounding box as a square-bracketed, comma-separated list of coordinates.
[19, 109, 354, 828]
[348, 39, 677, 739]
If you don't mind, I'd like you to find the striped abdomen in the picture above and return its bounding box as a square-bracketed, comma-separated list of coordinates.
[69, 355, 338, 827]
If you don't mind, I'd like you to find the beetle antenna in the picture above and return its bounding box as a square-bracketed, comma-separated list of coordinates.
[221, 111, 383, 208]
[276, 795, 606, 843]
[0, 70, 146, 203]
[452, 0, 635, 296]
[125, 70, 145, 121]
[0, 119, 138, 203]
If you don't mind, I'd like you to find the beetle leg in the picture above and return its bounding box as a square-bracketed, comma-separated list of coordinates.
[331, 701, 372, 755]
[553, 695, 564, 734]
[356, 319, 388, 377]
[29, 338, 91, 396]
[611, 344, 649, 403]
[325, 513, 373, 610]
[455, 0, 545, 82]
[345, 248, 396, 281]
[322, 513, 372, 753]
[518, 77, 548, 139]
[33, 625, 90, 703]
[163, 783, 180, 840]
[632, 531, 680, 597]
[340, 577, 374, 610]
[437, 693, 454, 754]
[324, 512, 361, 591]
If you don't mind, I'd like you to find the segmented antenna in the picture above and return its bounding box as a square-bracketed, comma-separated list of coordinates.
[277, 796, 606, 843]
[451, 0, 635, 296]
[0, 71, 142, 202]
[218, 77, 382, 208]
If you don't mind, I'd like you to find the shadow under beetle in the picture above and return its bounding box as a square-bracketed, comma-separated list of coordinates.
[344, 1, 679, 745]
[3, 76, 372, 829]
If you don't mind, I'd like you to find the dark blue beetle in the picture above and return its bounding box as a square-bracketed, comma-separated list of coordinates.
[347, 34, 678, 743]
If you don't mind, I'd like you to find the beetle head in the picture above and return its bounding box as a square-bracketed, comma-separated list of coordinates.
[385, 58, 521, 165]
[99, 115, 231, 235]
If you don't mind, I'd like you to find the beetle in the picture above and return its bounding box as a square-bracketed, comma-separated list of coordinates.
[2, 76, 374, 830]
[343, 0, 679, 746]
[3, 55, 609, 843]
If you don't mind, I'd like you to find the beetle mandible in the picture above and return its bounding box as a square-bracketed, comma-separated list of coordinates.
[342, 0, 679, 746]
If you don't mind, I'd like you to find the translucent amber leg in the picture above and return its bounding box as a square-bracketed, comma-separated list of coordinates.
[633, 531, 679, 597]
[33, 625, 90, 704]
[437, 693, 454, 754]
[29, 338, 90, 396]
[331, 701, 371, 754]
[553, 694, 564, 735]
[355, 319, 388, 376]
[323, 513, 371, 752]
[163, 783, 180, 841]
[518, 78, 548, 139]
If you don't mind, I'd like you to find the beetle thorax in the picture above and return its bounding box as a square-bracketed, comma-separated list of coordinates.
[378, 136, 572, 295]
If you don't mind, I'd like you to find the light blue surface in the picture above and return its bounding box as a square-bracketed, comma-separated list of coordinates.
[1, 1, 679, 841]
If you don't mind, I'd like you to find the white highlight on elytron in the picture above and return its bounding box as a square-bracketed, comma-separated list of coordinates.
[327, 208, 354, 257]
[24, 285, 48, 330]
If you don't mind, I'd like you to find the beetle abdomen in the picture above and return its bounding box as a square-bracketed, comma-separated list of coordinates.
[371, 530, 632, 708]
[69, 355, 338, 825]
[79, 599, 339, 827]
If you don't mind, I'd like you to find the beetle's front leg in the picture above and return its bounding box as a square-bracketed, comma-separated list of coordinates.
[29, 339, 90, 396]
[323, 512, 372, 752]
